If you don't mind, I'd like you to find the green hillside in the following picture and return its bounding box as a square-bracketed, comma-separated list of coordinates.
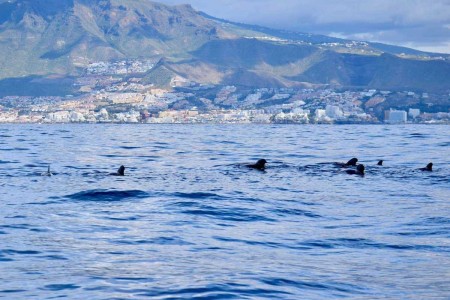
[0, 0, 449, 93]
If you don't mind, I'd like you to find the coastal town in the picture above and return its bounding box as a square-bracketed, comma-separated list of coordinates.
[0, 59, 448, 124]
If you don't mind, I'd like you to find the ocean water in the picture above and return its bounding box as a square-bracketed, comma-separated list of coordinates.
[0, 124, 449, 299]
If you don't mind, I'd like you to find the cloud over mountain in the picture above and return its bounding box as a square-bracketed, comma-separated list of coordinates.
[160, 0, 450, 54]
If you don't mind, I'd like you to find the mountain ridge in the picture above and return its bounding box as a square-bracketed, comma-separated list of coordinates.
[0, 0, 449, 93]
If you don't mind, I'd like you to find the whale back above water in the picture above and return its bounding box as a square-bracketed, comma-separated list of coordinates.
[41, 165, 52, 176]
[419, 162, 433, 172]
[346, 158, 358, 166]
[377, 160, 383, 166]
[110, 165, 125, 176]
[346, 164, 365, 176]
[246, 159, 267, 171]
[334, 157, 358, 168]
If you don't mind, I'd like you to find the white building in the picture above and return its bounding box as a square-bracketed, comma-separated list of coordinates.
[70, 111, 85, 122]
[252, 114, 271, 123]
[408, 108, 420, 119]
[387, 110, 407, 123]
[315, 109, 326, 120]
[325, 105, 343, 118]
[45, 111, 70, 123]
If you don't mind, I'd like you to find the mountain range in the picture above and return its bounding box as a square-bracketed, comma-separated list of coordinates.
[0, 0, 449, 95]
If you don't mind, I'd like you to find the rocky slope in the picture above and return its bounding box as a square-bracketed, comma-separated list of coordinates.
[0, 0, 449, 93]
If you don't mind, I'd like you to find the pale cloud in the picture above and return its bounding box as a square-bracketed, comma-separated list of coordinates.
[158, 0, 450, 53]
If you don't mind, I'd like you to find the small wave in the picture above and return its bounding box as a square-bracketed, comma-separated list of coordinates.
[260, 277, 366, 295]
[173, 201, 275, 222]
[395, 229, 449, 237]
[273, 208, 322, 218]
[0, 160, 19, 164]
[41, 284, 80, 291]
[425, 217, 450, 224]
[1, 249, 41, 255]
[100, 154, 128, 158]
[38, 255, 68, 261]
[214, 236, 284, 248]
[0, 258, 13, 262]
[112, 277, 152, 281]
[103, 216, 140, 221]
[301, 238, 448, 252]
[408, 133, 429, 138]
[64, 189, 150, 202]
[182, 207, 274, 222]
[5, 215, 27, 219]
[172, 192, 225, 200]
[63, 165, 95, 170]
[24, 163, 39, 167]
[219, 140, 241, 145]
[395, 217, 450, 237]
[0, 224, 31, 230]
[114, 236, 193, 246]
[0, 289, 27, 294]
[267, 161, 298, 170]
[137, 284, 290, 298]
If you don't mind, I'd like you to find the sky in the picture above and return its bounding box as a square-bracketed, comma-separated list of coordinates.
[159, 0, 450, 54]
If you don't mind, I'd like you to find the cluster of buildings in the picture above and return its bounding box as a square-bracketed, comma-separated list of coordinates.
[85, 59, 155, 76]
[384, 109, 449, 124]
[0, 86, 450, 124]
[0, 73, 449, 124]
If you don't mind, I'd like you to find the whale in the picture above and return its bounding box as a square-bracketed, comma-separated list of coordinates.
[346, 164, 365, 176]
[41, 165, 53, 176]
[335, 157, 358, 167]
[110, 165, 125, 176]
[377, 160, 383, 166]
[246, 159, 267, 171]
[419, 162, 433, 172]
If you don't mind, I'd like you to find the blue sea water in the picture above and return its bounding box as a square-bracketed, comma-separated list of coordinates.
[0, 124, 449, 299]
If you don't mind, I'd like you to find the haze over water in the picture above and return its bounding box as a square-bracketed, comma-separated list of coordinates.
[0, 124, 449, 299]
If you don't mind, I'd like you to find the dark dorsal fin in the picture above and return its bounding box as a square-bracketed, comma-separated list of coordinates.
[346, 158, 358, 166]
[377, 160, 383, 166]
[419, 162, 433, 172]
[246, 159, 267, 170]
[117, 165, 125, 176]
[357, 164, 365, 174]
[256, 159, 267, 169]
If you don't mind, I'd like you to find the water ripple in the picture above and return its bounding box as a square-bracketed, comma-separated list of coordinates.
[64, 189, 151, 202]
[0, 124, 449, 299]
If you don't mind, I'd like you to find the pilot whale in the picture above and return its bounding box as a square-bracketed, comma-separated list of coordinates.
[41, 165, 53, 176]
[246, 159, 267, 171]
[110, 165, 125, 176]
[335, 157, 358, 167]
[419, 162, 433, 172]
[346, 164, 365, 176]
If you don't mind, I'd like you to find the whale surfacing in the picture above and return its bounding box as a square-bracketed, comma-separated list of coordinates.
[346, 158, 358, 166]
[41, 165, 53, 176]
[335, 157, 358, 167]
[346, 164, 365, 176]
[419, 162, 433, 172]
[246, 159, 267, 171]
[110, 165, 125, 176]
